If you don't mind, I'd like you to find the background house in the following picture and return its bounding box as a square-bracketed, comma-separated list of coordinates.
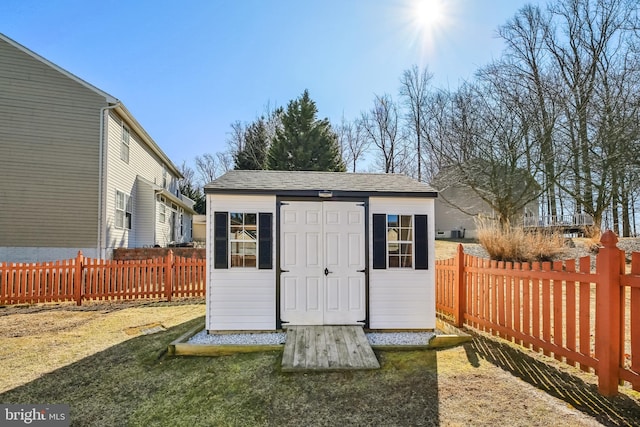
[0, 33, 194, 263]
[205, 170, 437, 331]
[431, 162, 540, 239]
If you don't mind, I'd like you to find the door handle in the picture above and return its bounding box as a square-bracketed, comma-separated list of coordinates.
[324, 268, 332, 276]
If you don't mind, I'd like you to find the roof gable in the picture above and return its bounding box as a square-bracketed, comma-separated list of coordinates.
[0, 32, 118, 104]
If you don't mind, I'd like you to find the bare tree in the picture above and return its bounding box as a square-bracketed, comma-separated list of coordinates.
[399, 65, 433, 181]
[545, 0, 640, 229]
[195, 153, 226, 186]
[498, 4, 563, 218]
[336, 115, 369, 172]
[359, 94, 402, 173]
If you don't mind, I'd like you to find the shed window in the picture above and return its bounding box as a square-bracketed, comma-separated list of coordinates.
[230, 212, 257, 267]
[121, 125, 130, 163]
[115, 190, 132, 230]
[387, 214, 413, 268]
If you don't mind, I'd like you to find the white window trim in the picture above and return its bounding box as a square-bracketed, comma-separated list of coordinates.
[387, 214, 414, 269]
[120, 124, 130, 163]
[229, 212, 258, 268]
[115, 190, 132, 230]
[158, 202, 166, 224]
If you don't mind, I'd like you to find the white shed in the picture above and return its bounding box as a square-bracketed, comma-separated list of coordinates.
[204, 170, 438, 331]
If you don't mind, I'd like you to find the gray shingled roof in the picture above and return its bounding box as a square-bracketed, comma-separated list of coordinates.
[204, 170, 437, 197]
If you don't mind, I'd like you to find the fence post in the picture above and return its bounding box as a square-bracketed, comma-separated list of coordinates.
[74, 251, 83, 306]
[454, 244, 466, 328]
[595, 230, 623, 396]
[165, 250, 174, 302]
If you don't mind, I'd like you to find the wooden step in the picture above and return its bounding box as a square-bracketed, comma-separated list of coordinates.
[281, 325, 380, 372]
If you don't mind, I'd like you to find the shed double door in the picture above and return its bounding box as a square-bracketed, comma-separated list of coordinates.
[280, 201, 365, 325]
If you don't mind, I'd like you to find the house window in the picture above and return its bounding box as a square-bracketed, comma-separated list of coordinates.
[159, 202, 166, 223]
[115, 190, 132, 230]
[387, 214, 413, 268]
[229, 212, 257, 268]
[121, 125, 130, 163]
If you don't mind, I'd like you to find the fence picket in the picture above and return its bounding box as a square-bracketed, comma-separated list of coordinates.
[565, 259, 577, 367]
[579, 256, 591, 372]
[552, 261, 563, 361]
[541, 261, 552, 357]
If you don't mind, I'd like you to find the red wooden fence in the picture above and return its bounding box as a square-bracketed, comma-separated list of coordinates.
[0, 251, 205, 306]
[436, 230, 640, 397]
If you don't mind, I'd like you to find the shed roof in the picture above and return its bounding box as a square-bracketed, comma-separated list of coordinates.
[205, 170, 437, 197]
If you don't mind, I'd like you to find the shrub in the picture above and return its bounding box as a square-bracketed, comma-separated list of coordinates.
[475, 217, 566, 263]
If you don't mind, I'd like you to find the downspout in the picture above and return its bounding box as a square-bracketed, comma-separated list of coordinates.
[98, 102, 120, 258]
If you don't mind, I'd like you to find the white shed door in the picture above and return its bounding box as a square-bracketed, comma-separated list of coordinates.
[280, 201, 365, 325]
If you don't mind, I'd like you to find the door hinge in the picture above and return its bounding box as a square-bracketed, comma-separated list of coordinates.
[280, 269, 289, 273]
[280, 202, 290, 206]
[357, 269, 366, 273]
[357, 203, 365, 206]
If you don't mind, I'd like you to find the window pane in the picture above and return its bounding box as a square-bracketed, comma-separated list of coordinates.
[400, 215, 412, 227]
[400, 228, 412, 241]
[244, 242, 257, 267]
[387, 215, 399, 227]
[230, 213, 243, 226]
[230, 225, 243, 239]
[400, 255, 413, 268]
[388, 242, 399, 255]
[231, 242, 242, 267]
[387, 228, 399, 242]
[245, 213, 257, 226]
[388, 256, 400, 268]
[116, 192, 124, 209]
[400, 243, 412, 256]
[115, 211, 123, 228]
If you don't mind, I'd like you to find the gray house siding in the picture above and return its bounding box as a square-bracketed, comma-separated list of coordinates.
[0, 36, 107, 249]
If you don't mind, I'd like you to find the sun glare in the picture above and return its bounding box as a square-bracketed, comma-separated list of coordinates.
[404, 0, 454, 58]
[413, 0, 445, 29]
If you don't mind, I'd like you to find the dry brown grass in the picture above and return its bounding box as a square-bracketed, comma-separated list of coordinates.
[476, 217, 567, 262]
[0, 300, 205, 393]
[0, 302, 623, 426]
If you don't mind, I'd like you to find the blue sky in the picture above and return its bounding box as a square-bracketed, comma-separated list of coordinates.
[1, 0, 543, 169]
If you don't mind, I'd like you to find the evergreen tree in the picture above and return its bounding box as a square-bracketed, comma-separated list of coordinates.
[267, 90, 345, 171]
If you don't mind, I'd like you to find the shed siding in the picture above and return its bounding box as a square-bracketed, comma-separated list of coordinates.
[206, 194, 276, 330]
[0, 37, 106, 249]
[103, 110, 185, 250]
[368, 197, 436, 329]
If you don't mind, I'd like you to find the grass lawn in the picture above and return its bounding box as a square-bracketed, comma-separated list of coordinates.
[1, 303, 639, 426]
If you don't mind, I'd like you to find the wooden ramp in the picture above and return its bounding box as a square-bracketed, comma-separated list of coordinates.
[281, 325, 380, 372]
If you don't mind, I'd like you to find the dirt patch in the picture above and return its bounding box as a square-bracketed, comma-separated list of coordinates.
[123, 322, 167, 335]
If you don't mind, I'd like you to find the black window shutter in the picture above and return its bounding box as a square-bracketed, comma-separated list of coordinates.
[415, 214, 429, 270]
[372, 214, 387, 269]
[214, 212, 228, 269]
[258, 212, 273, 269]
